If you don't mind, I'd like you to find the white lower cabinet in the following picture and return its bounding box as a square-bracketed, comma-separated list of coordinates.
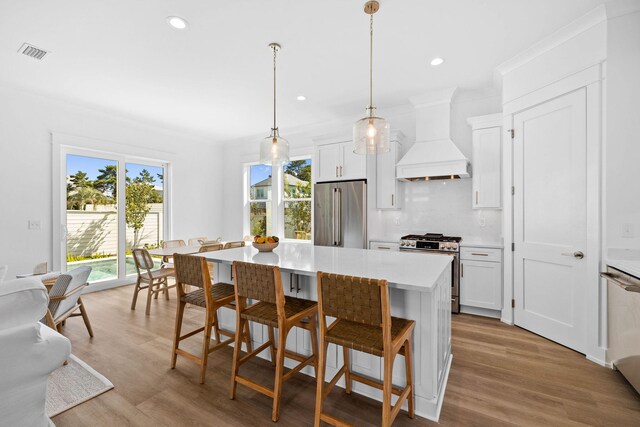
[460, 247, 503, 313]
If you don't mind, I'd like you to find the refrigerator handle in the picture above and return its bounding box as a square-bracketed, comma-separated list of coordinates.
[332, 188, 337, 246]
[336, 187, 342, 246]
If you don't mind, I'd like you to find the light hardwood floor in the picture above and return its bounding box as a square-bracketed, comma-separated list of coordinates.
[53, 285, 640, 426]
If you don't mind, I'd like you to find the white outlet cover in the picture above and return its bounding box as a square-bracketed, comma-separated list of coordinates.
[28, 220, 41, 230]
[622, 223, 635, 238]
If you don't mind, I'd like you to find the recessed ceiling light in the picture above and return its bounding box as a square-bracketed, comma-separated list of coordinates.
[167, 16, 188, 30]
[296, 95, 307, 101]
[430, 57, 444, 66]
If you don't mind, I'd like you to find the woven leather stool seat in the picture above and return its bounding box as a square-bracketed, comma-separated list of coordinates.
[241, 296, 316, 327]
[325, 317, 414, 357]
[181, 283, 235, 307]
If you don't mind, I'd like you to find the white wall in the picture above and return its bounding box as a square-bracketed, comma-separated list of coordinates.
[220, 90, 503, 244]
[0, 84, 225, 278]
[605, 9, 640, 251]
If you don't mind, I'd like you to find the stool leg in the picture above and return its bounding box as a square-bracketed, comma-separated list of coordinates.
[200, 310, 214, 384]
[268, 326, 276, 367]
[212, 309, 221, 343]
[163, 278, 170, 300]
[314, 341, 328, 427]
[404, 338, 415, 419]
[154, 280, 160, 300]
[171, 299, 186, 369]
[382, 351, 394, 427]
[343, 346, 352, 394]
[272, 325, 287, 422]
[243, 320, 253, 353]
[309, 315, 319, 377]
[229, 317, 245, 400]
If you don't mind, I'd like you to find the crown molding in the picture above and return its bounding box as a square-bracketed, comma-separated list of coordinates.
[409, 87, 458, 108]
[495, 5, 607, 76]
[606, 0, 640, 20]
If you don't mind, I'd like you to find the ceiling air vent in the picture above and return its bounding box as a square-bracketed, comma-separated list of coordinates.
[18, 43, 49, 60]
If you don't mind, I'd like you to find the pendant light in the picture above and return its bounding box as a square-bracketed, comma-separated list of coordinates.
[353, 0, 390, 155]
[260, 43, 290, 165]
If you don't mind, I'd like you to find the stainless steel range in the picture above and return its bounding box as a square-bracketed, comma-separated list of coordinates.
[399, 233, 461, 313]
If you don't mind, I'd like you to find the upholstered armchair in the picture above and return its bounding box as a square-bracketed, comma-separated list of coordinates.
[0, 277, 71, 427]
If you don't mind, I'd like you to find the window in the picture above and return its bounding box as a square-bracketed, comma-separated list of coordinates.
[58, 147, 169, 284]
[245, 158, 312, 241]
[248, 164, 273, 237]
[283, 159, 312, 241]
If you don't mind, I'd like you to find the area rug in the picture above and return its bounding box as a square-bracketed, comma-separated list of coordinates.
[46, 354, 114, 417]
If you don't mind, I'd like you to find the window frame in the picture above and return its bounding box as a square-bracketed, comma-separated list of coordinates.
[280, 156, 313, 243]
[244, 155, 313, 243]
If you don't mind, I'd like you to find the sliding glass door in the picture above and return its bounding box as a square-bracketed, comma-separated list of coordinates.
[61, 148, 168, 284]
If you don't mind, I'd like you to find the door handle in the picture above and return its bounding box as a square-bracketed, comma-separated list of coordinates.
[475, 191, 479, 205]
[377, 246, 391, 250]
[339, 165, 343, 177]
[461, 263, 464, 277]
[391, 194, 394, 206]
[289, 273, 295, 292]
[562, 251, 584, 259]
[335, 166, 338, 178]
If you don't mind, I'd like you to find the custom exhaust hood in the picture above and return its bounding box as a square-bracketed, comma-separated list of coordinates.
[396, 87, 470, 181]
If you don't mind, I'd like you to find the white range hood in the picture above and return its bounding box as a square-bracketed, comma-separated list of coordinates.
[396, 87, 470, 181]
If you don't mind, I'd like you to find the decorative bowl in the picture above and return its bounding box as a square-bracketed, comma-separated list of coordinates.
[252, 241, 279, 252]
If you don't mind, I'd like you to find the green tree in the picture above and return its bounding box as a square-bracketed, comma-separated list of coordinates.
[67, 186, 110, 210]
[134, 169, 163, 203]
[69, 171, 91, 189]
[94, 165, 118, 198]
[284, 160, 311, 183]
[126, 181, 155, 248]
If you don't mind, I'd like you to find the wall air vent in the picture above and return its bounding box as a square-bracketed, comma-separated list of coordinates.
[18, 43, 49, 60]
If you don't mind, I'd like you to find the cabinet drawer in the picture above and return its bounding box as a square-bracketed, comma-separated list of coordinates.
[461, 247, 502, 262]
[369, 241, 399, 251]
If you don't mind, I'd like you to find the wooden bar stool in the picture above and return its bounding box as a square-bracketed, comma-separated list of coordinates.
[229, 261, 319, 422]
[314, 272, 416, 427]
[171, 254, 252, 384]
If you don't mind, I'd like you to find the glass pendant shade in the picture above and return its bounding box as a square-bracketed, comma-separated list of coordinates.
[260, 129, 289, 165]
[353, 115, 390, 154]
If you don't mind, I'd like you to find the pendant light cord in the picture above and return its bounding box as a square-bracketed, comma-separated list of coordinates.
[369, 13, 374, 116]
[273, 45, 277, 131]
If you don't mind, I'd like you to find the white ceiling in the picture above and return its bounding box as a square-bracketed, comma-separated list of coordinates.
[0, 0, 610, 141]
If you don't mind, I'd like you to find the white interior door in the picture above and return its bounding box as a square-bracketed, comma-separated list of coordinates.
[513, 89, 588, 354]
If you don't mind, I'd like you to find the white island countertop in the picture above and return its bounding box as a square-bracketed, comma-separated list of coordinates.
[195, 243, 452, 293]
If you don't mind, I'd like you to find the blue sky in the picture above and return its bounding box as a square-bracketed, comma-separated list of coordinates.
[67, 155, 164, 189]
[249, 159, 311, 186]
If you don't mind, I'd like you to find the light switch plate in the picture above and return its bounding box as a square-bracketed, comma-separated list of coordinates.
[622, 223, 635, 238]
[28, 220, 41, 231]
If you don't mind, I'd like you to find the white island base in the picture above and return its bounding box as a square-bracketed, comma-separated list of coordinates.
[197, 244, 452, 422]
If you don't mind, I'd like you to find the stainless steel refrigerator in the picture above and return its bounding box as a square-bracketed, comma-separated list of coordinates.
[314, 180, 367, 249]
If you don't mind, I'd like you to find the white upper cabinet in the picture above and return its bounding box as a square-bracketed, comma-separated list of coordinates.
[376, 134, 404, 209]
[467, 114, 502, 209]
[314, 140, 366, 183]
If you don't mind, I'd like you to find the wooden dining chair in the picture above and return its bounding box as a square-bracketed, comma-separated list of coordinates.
[172, 254, 252, 384]
[223, 241, 245, 250]
[314, 272, 416, 427]
[131, 248, 176, 315]
[161, 239, 186, 268]
[45, 266, 93, 337]
[230, 261, 318, 422]
[189, 237, 208, 246]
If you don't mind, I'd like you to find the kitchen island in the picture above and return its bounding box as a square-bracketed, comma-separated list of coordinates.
[195, 243, 452, 421]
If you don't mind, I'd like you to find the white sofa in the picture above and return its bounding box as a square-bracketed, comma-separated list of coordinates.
[0, 277, 71, 427]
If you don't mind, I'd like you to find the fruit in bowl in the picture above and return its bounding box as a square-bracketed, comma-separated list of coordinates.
[252, 235, 280, 252]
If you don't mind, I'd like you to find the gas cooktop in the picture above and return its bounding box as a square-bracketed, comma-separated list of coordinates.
[399, 233, 462, 251]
